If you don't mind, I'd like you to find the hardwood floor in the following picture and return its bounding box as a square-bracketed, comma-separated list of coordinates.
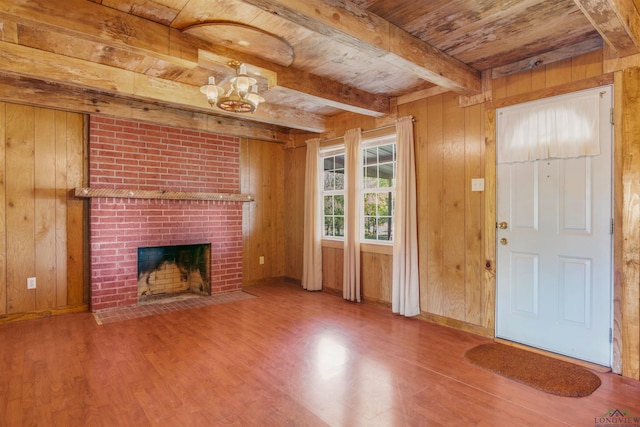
[1, 281, 639, 426]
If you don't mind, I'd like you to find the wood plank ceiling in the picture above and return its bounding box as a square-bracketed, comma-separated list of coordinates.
[0, 0, 638, 140]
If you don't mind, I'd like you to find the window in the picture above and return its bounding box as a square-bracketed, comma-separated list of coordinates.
[320, 134, 397, 243]
[322, 153, 345, 238]
[363, 142, 396, 241]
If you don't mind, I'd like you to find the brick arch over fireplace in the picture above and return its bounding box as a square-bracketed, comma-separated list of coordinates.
[88, 117, 243, 312]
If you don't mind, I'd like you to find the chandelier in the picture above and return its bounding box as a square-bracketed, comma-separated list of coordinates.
[200, 61, 265, 113]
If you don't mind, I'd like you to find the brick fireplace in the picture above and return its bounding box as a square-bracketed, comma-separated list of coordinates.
[88, 117, 243, 312]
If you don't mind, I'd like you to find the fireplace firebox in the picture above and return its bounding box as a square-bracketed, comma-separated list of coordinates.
[137, 243, 211, 302]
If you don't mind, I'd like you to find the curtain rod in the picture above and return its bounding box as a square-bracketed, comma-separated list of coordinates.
[319, 118, 414, 145]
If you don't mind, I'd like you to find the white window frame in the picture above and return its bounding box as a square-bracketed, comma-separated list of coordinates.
[320, 146, 346, 241]
[361, 134, 396, 244]
[319, 132, 397, 245]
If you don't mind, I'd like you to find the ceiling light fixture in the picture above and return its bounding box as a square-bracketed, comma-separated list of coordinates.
[200, 60, 265, 113]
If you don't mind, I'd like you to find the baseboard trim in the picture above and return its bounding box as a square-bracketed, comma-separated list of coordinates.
[243, 276, 301, 287]
[319, 286, 340, 297]
[418, 311, 495, 338]
[0, 304, 89, 325]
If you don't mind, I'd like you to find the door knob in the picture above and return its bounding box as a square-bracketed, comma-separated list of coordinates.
[500, 238, 508, 245]
[498, 221, 508, 229]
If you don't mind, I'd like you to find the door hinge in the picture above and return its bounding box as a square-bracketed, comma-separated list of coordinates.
[610, 107, 614, 125]
[611, 218, 614, 235]
[609, 328, 613, 343]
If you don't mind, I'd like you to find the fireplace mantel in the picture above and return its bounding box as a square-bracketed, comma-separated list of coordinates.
[75, 187, 254, 202]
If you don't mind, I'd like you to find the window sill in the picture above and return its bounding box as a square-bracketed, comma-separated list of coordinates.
[361, 242, 393, 255]
[321, 239, 343, 249]
[321, 239, 393, 255]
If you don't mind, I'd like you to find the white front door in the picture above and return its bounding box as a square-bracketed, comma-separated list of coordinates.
[496, 87, 613, 366]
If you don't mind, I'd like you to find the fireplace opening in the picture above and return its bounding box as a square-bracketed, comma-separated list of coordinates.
[137, 243, 211, 303]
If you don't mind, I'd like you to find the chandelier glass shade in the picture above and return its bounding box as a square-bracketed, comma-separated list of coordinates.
[200, 63, 265, 113]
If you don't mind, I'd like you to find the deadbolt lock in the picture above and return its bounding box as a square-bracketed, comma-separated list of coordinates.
[498, 221, 508, 229]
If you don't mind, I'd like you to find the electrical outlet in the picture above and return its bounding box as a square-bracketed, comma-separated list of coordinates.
[259, 256, 264, 265]
[27, 277, 36, 290]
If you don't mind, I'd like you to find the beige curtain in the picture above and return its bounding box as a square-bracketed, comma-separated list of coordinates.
[343, 129, 362, 301]
[302, 138, 323, 291]
[497, 89, 601, 163]
[392, 116, 420, 316]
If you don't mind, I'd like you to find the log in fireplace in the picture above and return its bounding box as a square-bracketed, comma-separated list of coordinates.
[137, 243, 211, 302]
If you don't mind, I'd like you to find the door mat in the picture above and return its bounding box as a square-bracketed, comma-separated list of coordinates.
[464, 343, 601, 397]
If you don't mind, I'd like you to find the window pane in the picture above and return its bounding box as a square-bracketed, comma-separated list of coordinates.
[324, 217, 334, 237]
[364, 164, 378, 179]
[335, 154, 345, 169]
[363, 193, 377, 217]
[364, 217, 377, 240]
[323, 171, 334, 191]
[324, 195, 333, 215]
[379, 163, 394, 187]
[379, 144, 394, 163]
[364, 165, 378, 189]
[364, 147, 377, 165]
[377, 193, 390, 216]
[335, 216, 344, 237]
[335, 169, 345, 190]
[323, 157, 334, 171]
[378, 217, 391, 241]
[334, 195, 344, 215]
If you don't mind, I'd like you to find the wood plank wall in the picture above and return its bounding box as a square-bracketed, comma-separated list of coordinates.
[0, 103, 88, 320]
[241, 138, 286, 284]
[277, 49, 640, 377]
[619, 67, 640, 380]
[283, 140, 306, 280]
[396, 94, 487, 334]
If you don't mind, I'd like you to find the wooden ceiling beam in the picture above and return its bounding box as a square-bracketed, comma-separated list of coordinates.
[0, 0, 389, 120]
[0, 40, 326, 132]
[196, 48, 390, 116]
[0, 0, 181, 57]
[0, 74, 293, 143]
[239, 0, 482, 95]
[273, 67, 389, 116]
[573, 0, 640, 56]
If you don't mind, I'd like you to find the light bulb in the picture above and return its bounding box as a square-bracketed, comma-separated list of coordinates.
[246, 85, 265, 111]
[200, 76, 223, 106]
[235, 76, 250, 94]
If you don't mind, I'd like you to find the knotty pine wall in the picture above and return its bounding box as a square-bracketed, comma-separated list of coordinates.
[399, 95, 486, 330]
[282, 49, 640, 379]
[615, 66, 640, 380]
[283, 142, 305, 280]
[241, 139, 286, 284]
[0, 103, 88, 319]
